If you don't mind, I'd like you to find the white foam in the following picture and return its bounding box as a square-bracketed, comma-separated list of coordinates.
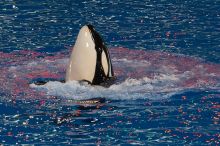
[28, 57, 219, 100]
[30, 74, 185, 100]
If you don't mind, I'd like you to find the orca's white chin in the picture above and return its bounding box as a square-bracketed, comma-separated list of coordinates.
[65, 24, 114, 85]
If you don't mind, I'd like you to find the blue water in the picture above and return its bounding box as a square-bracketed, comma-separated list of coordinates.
[1, 0, 220, 62]
[0, 0, 220, 145]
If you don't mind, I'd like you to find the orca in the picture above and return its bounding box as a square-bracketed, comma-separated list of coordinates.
[32, 24, 115, 86]
[65, 24, 115, 85]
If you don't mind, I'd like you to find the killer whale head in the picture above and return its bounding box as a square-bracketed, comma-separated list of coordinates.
[65, 24, 114, 85]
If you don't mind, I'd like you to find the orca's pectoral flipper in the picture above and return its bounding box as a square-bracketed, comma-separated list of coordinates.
[65, 24, 115, 85]
[32, 78, 65, 85]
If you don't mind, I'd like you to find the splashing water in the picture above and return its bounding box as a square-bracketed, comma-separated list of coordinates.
[1, 47, 219, 101]
[0, 47, 219, 145]
[0, 0, 220, 145]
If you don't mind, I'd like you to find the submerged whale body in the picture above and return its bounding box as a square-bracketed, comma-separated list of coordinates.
[66, 24, 115, 85]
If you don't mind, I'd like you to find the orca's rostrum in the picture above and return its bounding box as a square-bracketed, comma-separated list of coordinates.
[66, 24, 115, 85]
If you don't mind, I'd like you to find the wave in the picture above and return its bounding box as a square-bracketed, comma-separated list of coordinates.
[30, 71, 217, 100]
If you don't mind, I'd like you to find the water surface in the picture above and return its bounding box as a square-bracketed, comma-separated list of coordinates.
[0, 0, 219, 145]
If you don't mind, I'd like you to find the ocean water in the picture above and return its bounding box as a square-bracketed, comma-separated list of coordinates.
[0, 0, 220, 145]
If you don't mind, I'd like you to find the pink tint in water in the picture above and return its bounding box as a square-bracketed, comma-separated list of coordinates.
[111, 48, 219, 88]
[0, 47, 219, 99]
